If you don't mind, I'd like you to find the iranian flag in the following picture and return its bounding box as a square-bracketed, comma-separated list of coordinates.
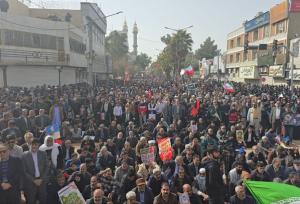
[245, 180, 300, 204]
[223, 82, 235, 93]
[180, 65, 194, 76]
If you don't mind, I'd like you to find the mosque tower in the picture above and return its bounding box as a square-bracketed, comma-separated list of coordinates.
[133, 22, 138, 56]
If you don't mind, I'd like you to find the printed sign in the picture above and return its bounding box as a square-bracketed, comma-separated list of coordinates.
[140, 147, 155, 164]
[269, 65, 284, 77]
[157, 138, 173, 161]
[290, 0, 300, 12]
[292, 70, 300, 80]
[257, 50, 274, 66]
[270, 0, 288, 24]
[245, 12, 270, 32]
[58, 182, 86, 204]
[239, 66, 256, 79]
[236, 130, 244, 143]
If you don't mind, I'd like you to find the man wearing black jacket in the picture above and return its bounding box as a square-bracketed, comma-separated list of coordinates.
[0, 143, 23, 204]
[204, 147, 225, 204]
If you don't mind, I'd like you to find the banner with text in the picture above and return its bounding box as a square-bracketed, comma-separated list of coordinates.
[157, 138, 173, 161]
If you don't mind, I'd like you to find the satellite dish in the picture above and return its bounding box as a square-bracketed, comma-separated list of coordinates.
[0, 0, 9, 12]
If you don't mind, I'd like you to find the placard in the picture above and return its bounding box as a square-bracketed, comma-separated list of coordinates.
[157, 138, 173, 161]
[236, 130, 244, 143]
[140, 147, 155, 164]
[239, 66, 256, 79]
[58, 182, 85, 204]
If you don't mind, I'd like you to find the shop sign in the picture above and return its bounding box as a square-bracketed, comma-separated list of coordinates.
[239, 66, 256, 79]
[270, 0, 288, 24]
[257, 50, 274, 66]
[245, 12, 270, 32]
[269, 65, 284, 77]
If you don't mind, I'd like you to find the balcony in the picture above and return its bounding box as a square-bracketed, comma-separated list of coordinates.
[0, 48, 70, 66]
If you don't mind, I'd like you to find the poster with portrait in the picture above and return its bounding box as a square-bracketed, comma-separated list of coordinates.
[236, 130, 244, 143]
[58, 182, 85, 204]
[140, 147, 155, 164]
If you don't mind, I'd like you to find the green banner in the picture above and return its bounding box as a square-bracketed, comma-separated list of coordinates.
[245, 180, 300, 204]
[257, 50, 274, 66]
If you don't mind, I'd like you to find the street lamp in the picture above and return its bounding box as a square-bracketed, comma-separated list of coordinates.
[164, 25, 193, 80]
[56, 66, 62, 90]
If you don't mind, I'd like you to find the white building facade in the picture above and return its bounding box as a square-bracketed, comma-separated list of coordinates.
[0, 0, 107, 87]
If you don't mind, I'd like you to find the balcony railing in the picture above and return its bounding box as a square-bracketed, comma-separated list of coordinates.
[0, 48, 70, 66]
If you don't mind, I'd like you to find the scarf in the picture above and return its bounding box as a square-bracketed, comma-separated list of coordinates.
[39, 136, 60, 168]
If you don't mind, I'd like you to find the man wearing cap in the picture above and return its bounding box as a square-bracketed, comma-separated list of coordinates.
[153, 182, 178, 204]
[131, 178, 154, 204]
[147, 168, 168, 197]
[0, 143, 23, 204]
[250, 161, 271, 181]
[204, 147, 225, 204]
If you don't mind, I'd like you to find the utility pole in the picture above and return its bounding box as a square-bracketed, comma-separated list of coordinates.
[87, 21, 94, 87]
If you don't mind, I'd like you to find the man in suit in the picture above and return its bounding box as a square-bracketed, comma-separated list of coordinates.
[16, 109, 32, 137]
[35, 109, 51, 132]
[1, 120, 22, 143]
[188, 154, 201, 178]
[269, 101, 284, 134]
[131, 178, 154, 204]
[22, 138, 49, 204]
[61, 139, 75, 161]
[0, 143, 23, 204]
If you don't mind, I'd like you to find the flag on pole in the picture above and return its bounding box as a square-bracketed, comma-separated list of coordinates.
[223, 82, 235, 93]
[245, 180, 300, 204]
[45, 106, 61, 144]
[180, 65, 194, 76]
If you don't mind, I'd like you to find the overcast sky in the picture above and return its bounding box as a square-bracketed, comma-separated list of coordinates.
[31, 0, 283, 59]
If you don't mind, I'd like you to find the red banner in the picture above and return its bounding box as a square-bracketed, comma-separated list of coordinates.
[157, 138, 173, 161]
[291, 0, 300, 12]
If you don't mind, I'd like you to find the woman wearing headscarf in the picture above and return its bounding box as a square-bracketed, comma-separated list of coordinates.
[39, 136, 64, 169]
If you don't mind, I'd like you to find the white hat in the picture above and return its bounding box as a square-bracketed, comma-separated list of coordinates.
[199, 168, 206, 173]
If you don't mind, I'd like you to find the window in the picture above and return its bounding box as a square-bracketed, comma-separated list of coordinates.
[253, 30, 259, 41]
[276, 21, 285, 34]
[236, 53, 241, 62]
[57, 38, 64, 51]
[263, 25, 269, 38]
[69, 38, 86, 54]
[4, 30, 13, 45]
[230, 40, 234, 48]
[243, 52, 247, 61]
[252, 50, 257, 60]
[23, 32, 32, 47]
[237, 37, 241, 47]
[230, 55, 234, 63]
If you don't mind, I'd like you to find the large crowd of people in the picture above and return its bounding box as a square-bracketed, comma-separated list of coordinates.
[1, 77, 300, 204]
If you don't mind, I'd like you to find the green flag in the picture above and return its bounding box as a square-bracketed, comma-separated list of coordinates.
[245, 180, 300, 204]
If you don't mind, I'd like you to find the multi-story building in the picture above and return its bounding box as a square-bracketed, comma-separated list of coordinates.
[0, 0, 108, 87]
[226, 0, 300, 85]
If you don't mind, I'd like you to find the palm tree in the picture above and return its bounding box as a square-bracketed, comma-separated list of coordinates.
[161, 30, 193, 77]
